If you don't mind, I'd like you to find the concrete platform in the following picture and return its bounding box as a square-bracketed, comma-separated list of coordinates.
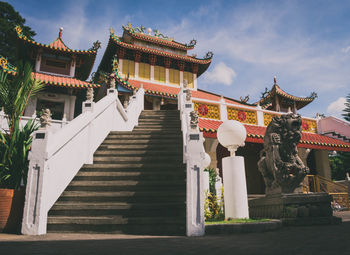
[1, 211, 350, 255]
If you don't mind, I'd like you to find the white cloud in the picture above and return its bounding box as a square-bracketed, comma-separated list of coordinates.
[203, 62, 237, 86]
[342, 46, 350, 53]
[327, 97, 346, 115]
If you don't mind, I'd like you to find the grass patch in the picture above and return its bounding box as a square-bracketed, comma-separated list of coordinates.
[205, 218, 271, 225]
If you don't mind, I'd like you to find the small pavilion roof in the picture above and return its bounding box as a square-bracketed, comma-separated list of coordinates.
[258, 83, 316, 110]
[15, 26, 97, 54]
[198, 118, 350, 152]
[0, 55, 100, 89]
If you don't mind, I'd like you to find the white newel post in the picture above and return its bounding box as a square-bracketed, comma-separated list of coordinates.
[180, 86, 210, 237]
[186, 129, 205, 236]
[217, 120, 249, 219]
[22, 128, 52, 235]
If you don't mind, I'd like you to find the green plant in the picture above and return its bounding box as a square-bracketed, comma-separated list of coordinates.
[204, 167, 219, 195]
[0, 61, 43, 189]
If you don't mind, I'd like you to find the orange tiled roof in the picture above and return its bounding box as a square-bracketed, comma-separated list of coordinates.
[49, 38, 69, 50]
[198, 118, 350, 151]
[123, 26, 194, 51]
[128, 80, 179, 98]
[258, 84, 316, 110]
[110, 33, 211, 65]
[33, 72, 100, 88]
[116, 75, 248, 105]
[15, 26, 97, 55]
[193, 90, 245, 106]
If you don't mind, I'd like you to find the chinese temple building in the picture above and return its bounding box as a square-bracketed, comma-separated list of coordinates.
[0, 24, 350, 234]
[0, 26, 100, 121]
[95, 24, 350, 196]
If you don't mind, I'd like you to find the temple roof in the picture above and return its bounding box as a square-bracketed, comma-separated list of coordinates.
[122, 24, 195, 51]
[258, 82, 317, 110]
[110, 32, 212, 65]
[198, 118, 350, 152]
[15, 26, 98, 54]
[0, 55, 100, 89]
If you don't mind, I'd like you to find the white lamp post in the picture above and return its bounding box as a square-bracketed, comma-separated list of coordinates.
[217, 120, 249, 219]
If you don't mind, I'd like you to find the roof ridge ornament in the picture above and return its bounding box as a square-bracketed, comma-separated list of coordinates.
[204, 51, 214, 59]
[59, 27, 63, 39]
[186, 39, 197, 47]
[273, 76, 277, 85]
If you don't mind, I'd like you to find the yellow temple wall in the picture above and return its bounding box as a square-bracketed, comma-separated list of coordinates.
[139, 62, 150, 80]
[183, 71, 194, 88]
[169, 68, 180, 85]
[154, 65, 165, 83]
[122, 59, 135, 78]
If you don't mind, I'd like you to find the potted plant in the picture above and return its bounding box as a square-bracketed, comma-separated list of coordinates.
[0, 61, 43, 233]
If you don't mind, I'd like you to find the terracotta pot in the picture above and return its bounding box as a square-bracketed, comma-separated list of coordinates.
[0, 188, 25, 233]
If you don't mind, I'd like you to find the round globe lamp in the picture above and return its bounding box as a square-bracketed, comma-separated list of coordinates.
[217, 120, 246, 156]
[218, 120, 249, 219]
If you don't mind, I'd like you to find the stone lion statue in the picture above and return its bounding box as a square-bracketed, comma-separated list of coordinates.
[258, 113, 309, 194]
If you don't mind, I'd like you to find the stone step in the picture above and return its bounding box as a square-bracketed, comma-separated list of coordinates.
[73, 171, 185, 181]
[93, 155, 182, 162]
[137, 119, 180, 123]
[49, 202, 185, 217]
[101, 139, 181, 145]
[48, 216, 184, 225]
[58, 191, 186, 203]
[134, 125, 180, 129]
[140, 111, 179, 114]
[105, 134, 181, 139]
[109, 130, 182, 135]
[80, 163, 185, 171]
[97, 144, 182, 151]
[94, 150, 182, 156]
[66, 180, 185, 192]
[47, 218, 185, 235]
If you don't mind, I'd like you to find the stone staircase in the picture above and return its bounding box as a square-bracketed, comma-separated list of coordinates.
[47, 110, 186, 235]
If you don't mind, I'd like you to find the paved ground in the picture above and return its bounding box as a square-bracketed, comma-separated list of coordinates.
[0, 212, 349, 255]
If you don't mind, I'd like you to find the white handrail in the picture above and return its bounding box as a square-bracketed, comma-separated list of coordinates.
[22, 88, 144, 235]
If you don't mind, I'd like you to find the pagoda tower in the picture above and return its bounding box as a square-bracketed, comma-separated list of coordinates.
[97, 23, 213, 110]
[0, 26, 101, 120]
[258, 77, 317, 113]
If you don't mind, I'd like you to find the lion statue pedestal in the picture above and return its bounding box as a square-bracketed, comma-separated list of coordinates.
[248, 114, 340, 225]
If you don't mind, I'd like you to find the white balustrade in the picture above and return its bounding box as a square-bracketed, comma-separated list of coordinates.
[21, 88, 144, 235]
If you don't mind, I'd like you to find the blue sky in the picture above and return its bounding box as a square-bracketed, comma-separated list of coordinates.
[7, 0, 350, 118]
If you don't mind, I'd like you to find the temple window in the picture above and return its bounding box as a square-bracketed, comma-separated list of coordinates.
[154, 65, 165, 82]
[122, 59, 135, 78]
[169, 68, 180, 85]
[139, 62, 150, 80]
[183, 71, 194, 88]
[40, 55, 70, 76]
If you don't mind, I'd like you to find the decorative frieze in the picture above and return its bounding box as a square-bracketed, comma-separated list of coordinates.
[227, 107, 257, 125]
[302, 119, 317, 133]
[263, 112, 280, 126]
[193, 101, 220, 120]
